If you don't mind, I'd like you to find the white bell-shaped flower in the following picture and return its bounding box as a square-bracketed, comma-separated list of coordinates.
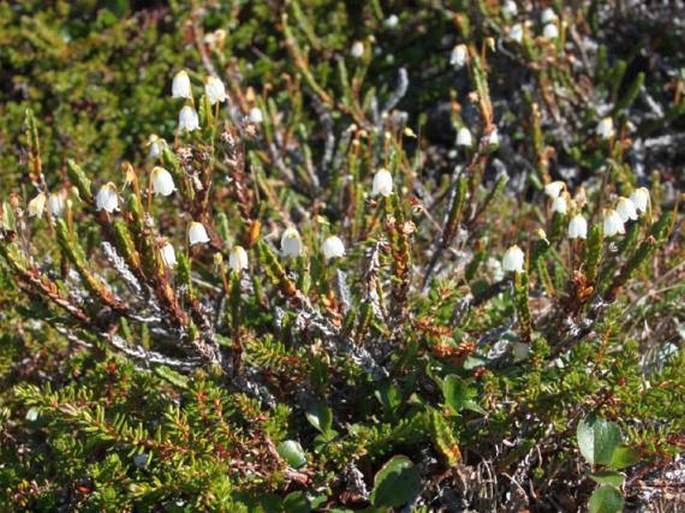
[603, 209, 625, 237]
[629, 187, 650, 213]
[616, 196, 638, 222]
[151, 167, 176, 196]
[27, 192, 47, 218]
[172, 70, 192, 99]
[204, 76, 227, 105]
[95, 182, 119, 213]
[385, 14, 399, 28]
[160, 242, 177, 268]
[551, 195, 567, 214]
[543, 23, 559, 40]
[281, 227, 302, 257]
[188, 221, 210, 246]
[502, 244, 525, 273]
[509, 23, 524, 43]
[351, 41, 365, 59]
[450, 44, 468, 69]
[487, 128, 500, 146]
[372, 168, 394, 197]
[502, 0, 518, 18]
[567, 214, 588, 239]
[456, 127, 473, 147]
[47, 192, 65, 217]
[544, 180, 565, 198]
[541, 7, 557, 23]
[249, 107, 263, 123]
[322, 235, 346, 260]
[147, 134, 165, 160]
[229, 245, 249, 273]
[178, 105, 200, 132]
[597, 117, 615, 140]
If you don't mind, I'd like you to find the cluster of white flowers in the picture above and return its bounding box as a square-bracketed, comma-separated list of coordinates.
[603, 188, 650, 237]
[171, 69, 229, 132]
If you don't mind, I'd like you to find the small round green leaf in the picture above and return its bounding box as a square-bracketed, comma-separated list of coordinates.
[305, 402, 333, 434]
[370, 455, 421, 508]
[588, 486, 624, 513]
[609, 446, 640, 469]
[277, 440, 307, 469]
[577, 416, 623, 466]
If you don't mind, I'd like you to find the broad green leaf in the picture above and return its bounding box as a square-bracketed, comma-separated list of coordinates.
[610, 446, 640, 469]
[442, 375, 482, 414]
[277, 440, 307, 469]
[370, 455, 421, 507]
[588, 486, 624, 513]
[577, 416, 622, 466]
[305, 402, 333, 434]
[590, 471, 625, 487]
[283, 491, 311, 513]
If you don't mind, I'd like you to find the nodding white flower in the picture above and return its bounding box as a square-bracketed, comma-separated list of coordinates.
[322, 235, 346, 260]
[541, 7, 557, 23]
[27, 192, 47, 218]
[456, 127, 473, 147]
[487, 128, 500, 146]
[249, 107, 263, 124]
[151, 167, 176, 196]
[385, 14, 399, 28]
[544, 181, 565, 199]
[171, 70, 192, 99]
[188, 221, 210, 246]
[502, 0, 518, 18]
[543, 23, 559, 40]
[567, 214, 588, 239]
[616, 196, 638, 222]
[160, 242, 177, 268]
[450, 44, 468, 68]
[178, 105, 200, 132]
[229, 245, 249, 273]
[502, 244, 525, 273]
[147, 134, 165, 160]
[47, 192, 65, 217]
[351, 41, 365, 59]
[95, 182, 119, 213]
[597, 117, 615, 140]
[280, 227, 302, 257]
[603, 209, 625, 237]
[371, 168, 394, 197]
[204, 76, 227, 105]
[509, 23, 524, 43]
[551, 195, 567, 214]
[629, 187, 650, 213]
